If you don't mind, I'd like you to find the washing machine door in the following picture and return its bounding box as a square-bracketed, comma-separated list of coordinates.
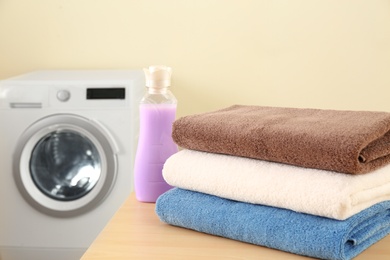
[13, 114, 117, 217]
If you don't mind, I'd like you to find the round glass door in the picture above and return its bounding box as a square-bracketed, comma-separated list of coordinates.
[30, 130, 101, 201]
[13, 114, 117, 217]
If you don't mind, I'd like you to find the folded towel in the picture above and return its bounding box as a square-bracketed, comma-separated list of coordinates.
[156, 188, 390, 260]
[163, 150, 390, 220]
[172, 105, 390, 174]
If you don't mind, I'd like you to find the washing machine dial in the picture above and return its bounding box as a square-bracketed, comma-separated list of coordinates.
[57, 90, 71, 102]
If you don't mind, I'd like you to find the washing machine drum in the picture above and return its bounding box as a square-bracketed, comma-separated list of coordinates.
[14, 114, 117, 217]
[30, 130, 101, 201]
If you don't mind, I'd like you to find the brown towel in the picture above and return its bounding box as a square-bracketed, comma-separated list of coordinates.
[172, 105, 390, 174]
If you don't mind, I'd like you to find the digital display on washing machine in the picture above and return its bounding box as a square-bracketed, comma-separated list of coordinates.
[87, 88, 125, 99]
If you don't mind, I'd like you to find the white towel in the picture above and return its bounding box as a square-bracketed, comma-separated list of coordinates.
[162, 149, 390, 220]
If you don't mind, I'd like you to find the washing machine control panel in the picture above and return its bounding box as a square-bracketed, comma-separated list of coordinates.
[49, 86, 129, 108]
[0, 70, 145, 109]
[0, 85, 130, 109]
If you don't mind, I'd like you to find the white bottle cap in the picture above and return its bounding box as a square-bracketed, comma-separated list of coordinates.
[144, 65, 172, 89]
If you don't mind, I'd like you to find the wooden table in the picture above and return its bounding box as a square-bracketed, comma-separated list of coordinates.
[82, 193, 390, 259]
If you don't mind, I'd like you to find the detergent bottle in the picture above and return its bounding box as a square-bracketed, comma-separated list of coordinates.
[134, 65, 178, 202]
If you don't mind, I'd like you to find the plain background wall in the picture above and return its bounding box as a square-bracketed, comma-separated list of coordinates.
[0, 0, 389, 118]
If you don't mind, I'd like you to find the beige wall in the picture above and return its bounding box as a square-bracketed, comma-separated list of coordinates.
[1, 0, 389, 117]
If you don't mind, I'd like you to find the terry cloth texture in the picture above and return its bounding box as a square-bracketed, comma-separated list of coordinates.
[156, 188, 390, 260]
[162, 149, 390, 220]
[172, 105, 390, 174]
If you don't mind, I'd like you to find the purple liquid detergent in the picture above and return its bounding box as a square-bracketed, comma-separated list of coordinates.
[134, 104, 177, 202]
[134, 65, 178, 202]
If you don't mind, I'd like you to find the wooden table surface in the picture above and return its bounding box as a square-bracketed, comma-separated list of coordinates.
[82, 193, 390, 260]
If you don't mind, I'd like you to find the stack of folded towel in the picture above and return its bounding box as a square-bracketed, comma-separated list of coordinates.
[155, 105, 390, 260]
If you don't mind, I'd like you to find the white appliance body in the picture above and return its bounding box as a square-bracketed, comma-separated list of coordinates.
[0, 70, 144, 260]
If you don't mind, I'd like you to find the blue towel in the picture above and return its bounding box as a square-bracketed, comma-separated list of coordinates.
[156, 188, 390, 260]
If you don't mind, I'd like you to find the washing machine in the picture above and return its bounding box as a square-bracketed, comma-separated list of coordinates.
[0, 70, 144, 260]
